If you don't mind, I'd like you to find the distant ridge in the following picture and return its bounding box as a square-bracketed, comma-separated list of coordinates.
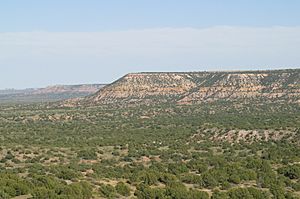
[32, 84, 105, 95]
[0, 84, 105, 104]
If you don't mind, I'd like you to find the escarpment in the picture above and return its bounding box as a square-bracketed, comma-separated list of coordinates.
[82, 69, 300, 106]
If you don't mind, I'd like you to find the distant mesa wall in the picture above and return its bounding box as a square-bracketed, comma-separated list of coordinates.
[84, 69, 300, 106]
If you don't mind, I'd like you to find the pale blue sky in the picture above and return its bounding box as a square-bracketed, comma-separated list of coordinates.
[1, 0, 300, 31]
[1, 1, 300, 88]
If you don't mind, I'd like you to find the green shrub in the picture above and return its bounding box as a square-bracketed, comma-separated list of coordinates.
[115, 182, 131, 196]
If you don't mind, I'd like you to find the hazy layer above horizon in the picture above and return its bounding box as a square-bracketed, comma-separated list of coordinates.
[1, 1, 300, 89]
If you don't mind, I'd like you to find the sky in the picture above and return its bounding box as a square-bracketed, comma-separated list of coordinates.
[1, 0, 300, 89]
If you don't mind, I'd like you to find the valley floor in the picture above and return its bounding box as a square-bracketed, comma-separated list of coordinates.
[0, 102, 299, 198]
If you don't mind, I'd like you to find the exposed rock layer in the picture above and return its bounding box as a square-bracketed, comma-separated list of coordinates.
[86, 69, 300, 105]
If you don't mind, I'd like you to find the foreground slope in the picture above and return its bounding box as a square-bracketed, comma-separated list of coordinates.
[1, 99, 300, 198]
[85, 69, 300, 106]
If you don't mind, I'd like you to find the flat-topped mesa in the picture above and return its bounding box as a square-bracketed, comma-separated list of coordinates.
[84, 69, 300, 106]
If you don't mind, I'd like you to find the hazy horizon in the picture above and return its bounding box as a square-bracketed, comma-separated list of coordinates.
[1, 67, 299, 90]
[1, 1, 300, 89]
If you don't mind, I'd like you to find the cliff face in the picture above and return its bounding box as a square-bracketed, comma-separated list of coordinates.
[86, 69, 300, 105]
